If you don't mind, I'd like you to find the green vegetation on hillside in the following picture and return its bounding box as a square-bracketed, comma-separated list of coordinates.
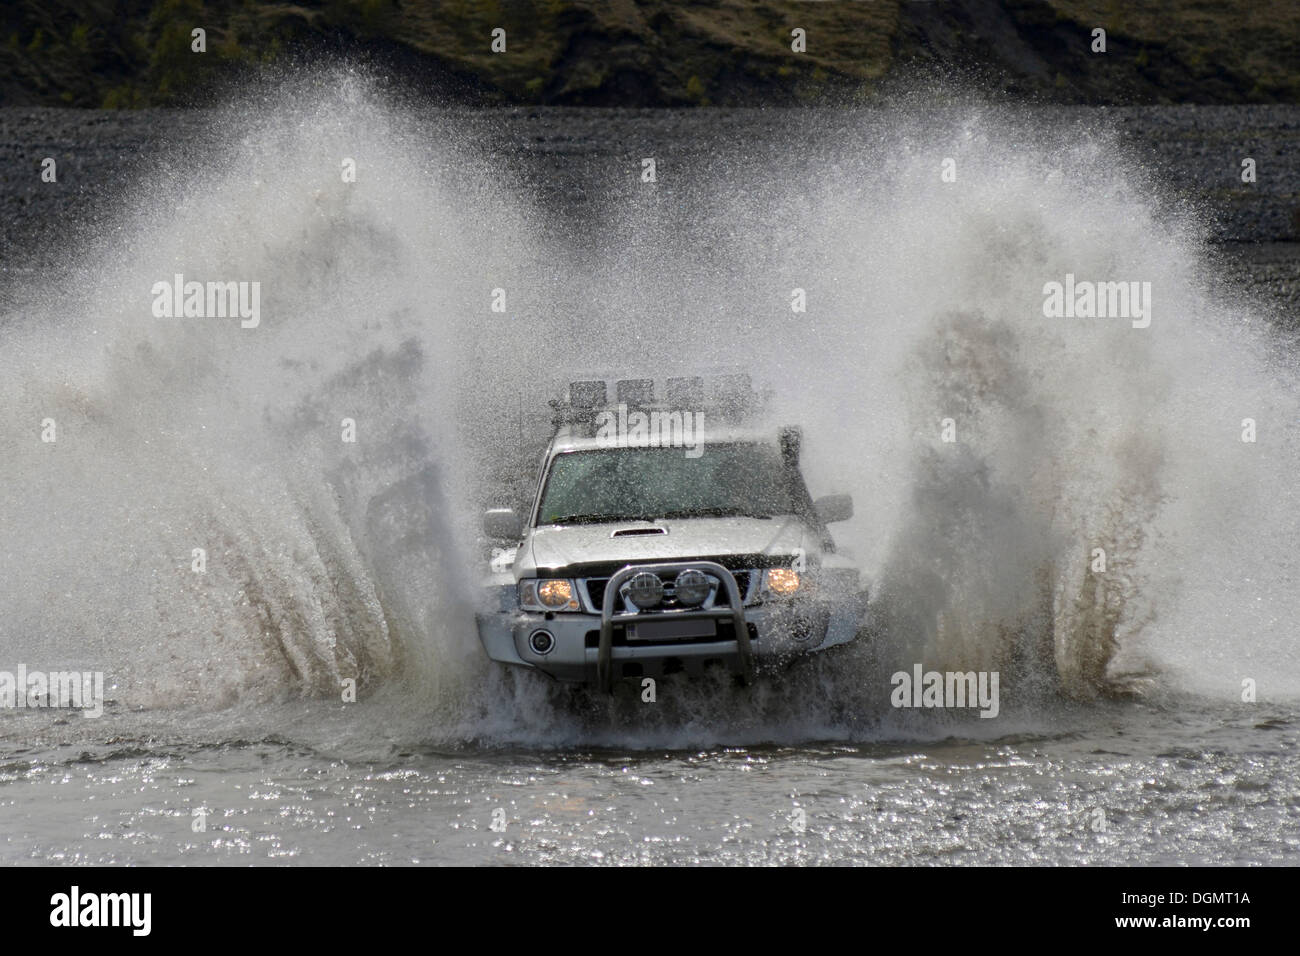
[1, 0, 1296, 107]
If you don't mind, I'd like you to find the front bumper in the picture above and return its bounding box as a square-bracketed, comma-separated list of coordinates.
[476, 561, 867, 688]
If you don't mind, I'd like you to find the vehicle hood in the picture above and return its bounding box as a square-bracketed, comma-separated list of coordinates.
[523, 516, 810, 575]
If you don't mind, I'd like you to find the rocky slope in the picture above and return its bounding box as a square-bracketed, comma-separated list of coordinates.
[2, 1, 1297, 109]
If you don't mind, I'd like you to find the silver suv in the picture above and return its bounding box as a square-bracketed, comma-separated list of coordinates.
[475, 375, 869, 690]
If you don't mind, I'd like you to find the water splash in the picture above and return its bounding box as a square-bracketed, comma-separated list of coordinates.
[2, 76, 1297, 748]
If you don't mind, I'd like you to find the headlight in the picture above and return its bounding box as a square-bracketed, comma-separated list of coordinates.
[763, 567, 801, 597]
[519, 579, 580, 611]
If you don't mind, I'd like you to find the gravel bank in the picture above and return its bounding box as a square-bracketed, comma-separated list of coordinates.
[1, 104, 1297, 318]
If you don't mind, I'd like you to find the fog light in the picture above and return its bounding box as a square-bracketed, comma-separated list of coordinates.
[673, 569, 710, 606]
[625, 571, 664, 608]
[528, 629, 555, 655]
[791, 619, 819, 643]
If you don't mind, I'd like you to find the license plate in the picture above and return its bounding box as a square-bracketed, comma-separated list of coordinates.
[627, 619, 717, 642]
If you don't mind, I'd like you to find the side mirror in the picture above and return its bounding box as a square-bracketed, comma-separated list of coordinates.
[814, 493, 853, 524]
[483, 507, 523, 540]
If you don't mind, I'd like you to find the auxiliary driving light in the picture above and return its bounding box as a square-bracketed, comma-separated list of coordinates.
[625, 571, 665, 608]
[764, 567, 801, 596]
[673, 569, 711, 606]
[528, 630, 555, 655]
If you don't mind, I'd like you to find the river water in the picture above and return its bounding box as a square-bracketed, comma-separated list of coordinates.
[2, 76, 1297, 865]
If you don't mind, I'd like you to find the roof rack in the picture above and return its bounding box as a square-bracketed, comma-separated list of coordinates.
[548, 371, 770, 432]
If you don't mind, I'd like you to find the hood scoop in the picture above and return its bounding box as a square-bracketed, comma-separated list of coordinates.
[611, 526, 668, 537]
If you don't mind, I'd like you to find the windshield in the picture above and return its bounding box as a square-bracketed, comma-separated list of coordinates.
[536, 443, 801, 525]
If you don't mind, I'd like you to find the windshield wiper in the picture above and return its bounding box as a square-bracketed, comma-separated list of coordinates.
[544, 508, 775, 524]
[657, 508, 773, 520]
[544, 514, 652, 525]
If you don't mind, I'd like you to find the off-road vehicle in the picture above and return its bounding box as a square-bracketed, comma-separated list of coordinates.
[475, 373, 869, 691]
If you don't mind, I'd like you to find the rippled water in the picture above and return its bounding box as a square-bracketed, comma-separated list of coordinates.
[3, 693, 1297, 865]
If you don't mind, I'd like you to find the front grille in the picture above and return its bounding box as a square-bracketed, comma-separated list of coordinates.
[584, 570, 751, 612]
